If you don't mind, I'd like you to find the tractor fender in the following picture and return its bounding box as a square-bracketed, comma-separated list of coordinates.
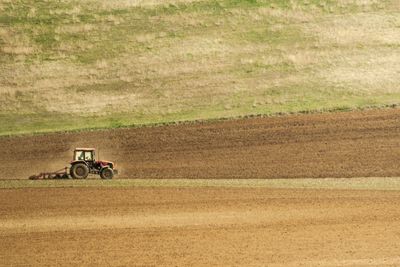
[70, 160, 89, 167]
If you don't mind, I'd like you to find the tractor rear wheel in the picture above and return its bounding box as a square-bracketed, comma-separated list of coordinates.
[70, 163, 89, 179]
[100, 167, 114, 179]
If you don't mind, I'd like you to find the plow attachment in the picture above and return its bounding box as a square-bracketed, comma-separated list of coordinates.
[29, 167, 69, 180]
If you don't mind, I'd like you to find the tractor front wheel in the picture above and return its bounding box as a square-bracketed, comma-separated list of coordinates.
[70, 163, 89, 179]
[100, 167, 114, 179]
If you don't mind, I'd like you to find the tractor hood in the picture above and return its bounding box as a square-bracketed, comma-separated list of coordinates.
[97, 160, 114, 167]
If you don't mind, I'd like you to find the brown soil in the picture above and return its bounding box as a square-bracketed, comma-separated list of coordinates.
[1, 108, 400, 179]
[1, 187, 400, 266]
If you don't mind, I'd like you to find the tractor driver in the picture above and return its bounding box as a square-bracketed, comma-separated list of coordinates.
[77, 151, 85, 160]
[85, 152, 93, 161]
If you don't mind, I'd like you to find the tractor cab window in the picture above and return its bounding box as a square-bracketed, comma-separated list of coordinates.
[84, 151, 93, 161]
[75, 151, 85, 161]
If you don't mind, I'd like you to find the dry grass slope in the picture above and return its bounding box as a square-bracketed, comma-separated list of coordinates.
[0, 0, 399, 135]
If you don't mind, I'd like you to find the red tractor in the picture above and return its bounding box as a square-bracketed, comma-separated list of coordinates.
[70, 148, 117, 179]
[29, 148, 118, 180]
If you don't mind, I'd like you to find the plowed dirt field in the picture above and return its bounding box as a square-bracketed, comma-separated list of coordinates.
[1, 187, 400, 266]
[1, 108, 400, 179]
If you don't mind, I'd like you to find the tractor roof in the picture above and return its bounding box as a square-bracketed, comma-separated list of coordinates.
[74, 148, 96, 151]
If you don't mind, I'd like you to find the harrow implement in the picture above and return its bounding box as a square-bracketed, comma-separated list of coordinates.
[29, 167, 69, 180]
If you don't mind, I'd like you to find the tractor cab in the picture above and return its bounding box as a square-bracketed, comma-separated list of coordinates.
[74, 148, 96, 162]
